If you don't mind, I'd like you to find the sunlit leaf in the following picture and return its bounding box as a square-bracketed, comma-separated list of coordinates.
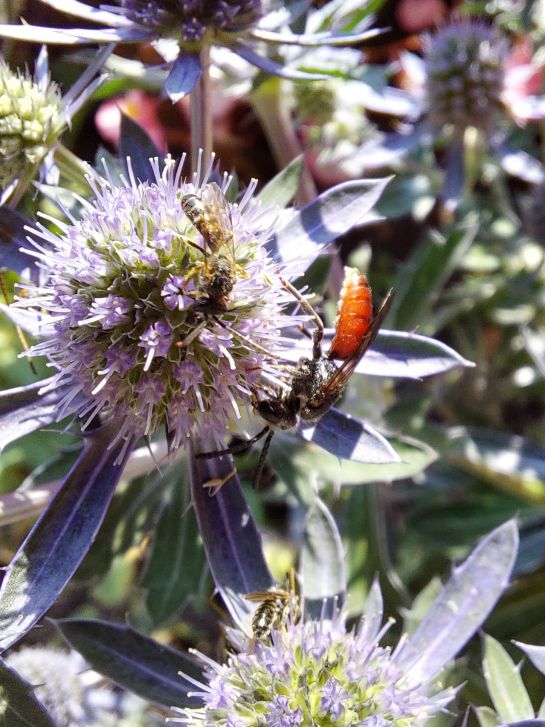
[514, 641, 545, 677]
[164, 50, 201, 101]
[257, 156, 303, 209]
[483, 634, 534, 723]
[397, 520, 518, 683]
[0, 422, 133, 651]
[301, 497, 346, 616]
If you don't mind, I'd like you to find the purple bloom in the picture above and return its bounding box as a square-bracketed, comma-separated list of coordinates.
[9, 155, 305, 452]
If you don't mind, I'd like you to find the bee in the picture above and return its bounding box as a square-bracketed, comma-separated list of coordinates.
[197, 268, 394, 487]
[245, 570, 299, 648]
[180, 182, 239, 312]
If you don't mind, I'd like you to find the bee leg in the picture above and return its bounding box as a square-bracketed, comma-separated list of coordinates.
[196, 425, 271, 459]
[279, 277, 324, 359]
[253, 428, 274, 490]
[202, 467, 237, 495]
[176, 319, 208, 348]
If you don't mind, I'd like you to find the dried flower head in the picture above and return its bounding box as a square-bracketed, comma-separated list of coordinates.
[424, 20, 507, 134]
[0, 57, 62, 191]
[13, 155, 299, 454]
[177, 602, 454, 726]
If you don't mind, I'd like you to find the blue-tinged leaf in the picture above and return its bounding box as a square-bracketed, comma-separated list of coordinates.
[188, 439, 273, 628]
[257, 156, 303, 209]
[0, 207, 35, 274]
[268, 177, 391, 273]
[483, 634, 534, 723]
[232, 42, 329, 81]
[299, 408, 400, 464]
[281, 329, 474, 378]
[440, 140, 465, 214]
[249, 26, 384, 46]
[119, 114, 162, 184]
[0, 421, 133, 652]
[0, 657, 57, 726]
[56, 618, 202, 708]
[0, 379, 69, 450]
[495, 143, 545, 184]
[514, 641, 545, 676]
[301, 498, 346, 617]
[498, 723, 545, 727]
[164, 51, 201, 102]
[396, 520, 518, 684]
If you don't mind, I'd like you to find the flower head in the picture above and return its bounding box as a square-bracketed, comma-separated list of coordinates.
[0, 46, 109, 205]
[424, 20, 507, 134]
[13, 155, 299, 452]
[0, 57, 62, 191]
[177, 602, 454, 726]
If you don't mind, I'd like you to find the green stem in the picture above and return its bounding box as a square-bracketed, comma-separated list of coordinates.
[251, 78, 317, 205]
[54, 144, 91, 188]
[190, 45, 213, 176]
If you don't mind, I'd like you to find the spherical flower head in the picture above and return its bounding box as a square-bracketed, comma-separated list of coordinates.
[119, 0, 264, 42]
[0, 57, 62, 191]
[424, 20, 507, 134]
[16, 156, 298, 450]
[177, 607, 454, 726]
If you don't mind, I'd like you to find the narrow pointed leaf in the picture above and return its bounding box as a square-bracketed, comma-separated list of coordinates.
[476, 706, 501, 727]
[120, 114, 162, 184]
[0, 658, 57, 727]
[397, 520, 518, 684]
[257, 156, 303, 209]
[0, 23, 97, 43]
[269, 178, 391, 271]
[301, 498, 346, 616]
[0, 380, 70, 450]
[0, 207, 35, 274]
[299, 408, 400, 464]
[497, 723, 545, 727]
[514, 641, 545, 676]
[282, 329, 474, 378]
[164, 51, 201, 101]
[232, 42, 329, 80]
[56, 618, 202, 708]
[249, 26, 383, 46]
[188, 440, 273, 627]
[0, 422, 133, 652]
[483, 634, 534, 723]
[37, 0, 132, 25]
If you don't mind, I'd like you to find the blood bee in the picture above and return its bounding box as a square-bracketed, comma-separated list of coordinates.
[198, 267, 393, 487]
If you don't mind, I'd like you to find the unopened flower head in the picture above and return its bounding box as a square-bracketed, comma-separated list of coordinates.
[0, 58, 62, 190]
[425, 20, 507, 134]
[15, 155, 298, 451]
[178, 603, 454, 726]
[119, 0, 263, 42]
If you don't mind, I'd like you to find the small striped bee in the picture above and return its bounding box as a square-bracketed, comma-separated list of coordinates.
[245, 570, 299, 647]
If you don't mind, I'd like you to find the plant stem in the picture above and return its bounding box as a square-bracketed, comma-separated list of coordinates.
[190, 45, 213, 175]
[251, 77, 317, 205]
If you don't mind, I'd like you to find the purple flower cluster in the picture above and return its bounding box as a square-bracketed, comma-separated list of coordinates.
[177, 603, 454, 726]
[119, 0, 263, 41]
[13, 156, 300, 454]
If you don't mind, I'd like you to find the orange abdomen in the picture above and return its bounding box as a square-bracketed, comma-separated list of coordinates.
[328, 267, 372, 360]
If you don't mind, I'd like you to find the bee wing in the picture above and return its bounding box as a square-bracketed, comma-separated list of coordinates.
[321, 289, 395, 395]
[244, 591, 278, 603]
[202, 182, 236, 259]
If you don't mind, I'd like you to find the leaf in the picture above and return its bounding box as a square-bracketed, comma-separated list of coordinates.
[188, 439, 273, 628]
[257, 156, 303, 209]
[301, 498, 346, 616]
[388, 216, 479, 332]
[475, 706, 500, 727]
[233, 41, 329, 80]
[141, 472, 205, 625]
[440, 139, 465, 213]
[56, 618, 202, 708]
[396, 520, 518, 684]
[119, 114, 162, 184]
[282, 329, 474, 379]
[0, 657, 57, 727]
[0, 207, 36, 274]
[0, 422, 133, 652]
[164, 50, 201, 101]
[514, 641, 545, 677]
[299, 408, 401, 464]
[268, 177, 391, 272]
[0, 379, 71, 450]
[483, 634, 534, 723]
